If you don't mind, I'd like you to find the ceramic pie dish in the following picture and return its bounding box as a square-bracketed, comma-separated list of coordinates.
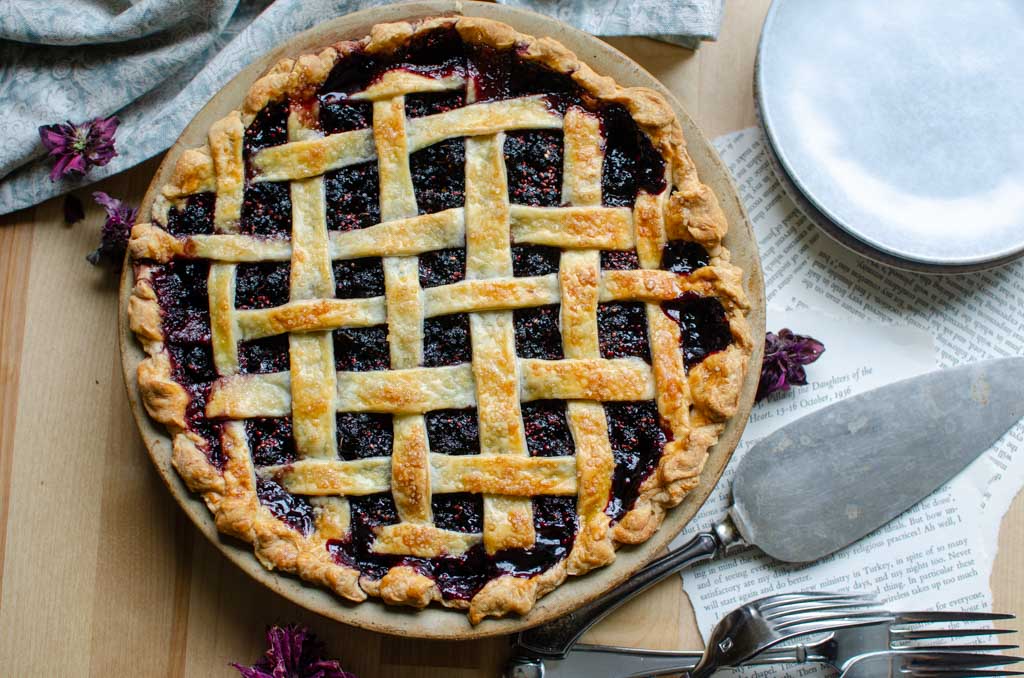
[119, 0, 765, 638]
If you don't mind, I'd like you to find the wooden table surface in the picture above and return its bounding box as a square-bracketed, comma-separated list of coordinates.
[1, 2, 1021, 675]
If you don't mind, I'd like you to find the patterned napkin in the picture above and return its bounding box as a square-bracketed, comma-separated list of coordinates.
[0, 0, 722, 215]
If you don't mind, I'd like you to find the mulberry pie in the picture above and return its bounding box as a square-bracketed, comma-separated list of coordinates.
[127, 16, 752, 623]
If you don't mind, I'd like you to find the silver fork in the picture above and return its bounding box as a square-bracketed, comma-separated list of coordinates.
[508, 591, 885, 678]
[526, 608, 1020, 677]
[785, 609, 1020, 673]
[685, 591, 886, 677]
[840, 650, 1024, 677]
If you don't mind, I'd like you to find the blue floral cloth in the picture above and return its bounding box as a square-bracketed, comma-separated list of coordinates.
[0, 0, 722, 215]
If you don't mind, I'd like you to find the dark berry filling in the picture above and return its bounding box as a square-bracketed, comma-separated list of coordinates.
[410, 139, 466, 214]
[318, 29, 466, 100]
[601, 104, 666, 207]
[328, 492, 401, 580]
[325, 163, 381, 232]
[418, 248, 466, 288]
[235, 262, 290, 309]
[165, 193, 215, 237]
[662, 294, 732, 369]
[337, 413, 393, 460]
[511, 245, 560, 277]
[434, 41, 665, 206]
[522, 401, 574, 457]
[337, 402, 577, 600]
[469, 44, 580, 110]
[425, 408, 480, 456]
[167, 342, 217, 384]
[152, 260, 212, 344]
[327, 494, 577, 602]
[188, 416, 224, 468]
[319, 99, 372, 135]
[504, 131, 563, 207]
[158, 282, 222, 468]
[513, 305, 564, 360]
[597, 302, 651, 361]
[184, 391, 221, 456]
[491, 497, 577, 578]
[423, 313, 471, 367]
[246, 417, 296, 466]
[240, 182, 292, 239]
[257, 478, 314, 535]
[604, 401, 668, 521]
[166, 343, 223, 467]
[333, 326, 390, 372]
[432, 493, 484, 532]
[244, 101, 289, 160]
[421, 547, 489, 600]
[333, 258, 385, 298]
[661, 240, 710, 275]
[601, 249, 641, 271]
[406, 90, 466, 118]
[428, 496, 577, 599]
[238, 335, 290, 374]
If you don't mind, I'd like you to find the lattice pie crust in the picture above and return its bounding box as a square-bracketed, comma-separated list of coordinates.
[127, 16, 751, 623]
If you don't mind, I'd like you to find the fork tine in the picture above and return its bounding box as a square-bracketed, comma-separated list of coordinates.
[771, 615, 895, 642]
[902, 652, 1024, 668]
[774, 609, 895, 632]
[896, 611, 1017, 624]
[761, 598, 882, 621]
[906, 645, 1020, 654]
[906, 671, 1024, 677]
[757, 591, 876, 613]
[894, 628, 1018, 641]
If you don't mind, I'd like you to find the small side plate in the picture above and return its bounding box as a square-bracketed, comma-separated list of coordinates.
[757, 0, 1024, 272]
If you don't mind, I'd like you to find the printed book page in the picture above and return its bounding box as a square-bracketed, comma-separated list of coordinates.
[675, 307, 993, 677]
[673, 127, 1024, 675]
[715, 126, 1024, 546]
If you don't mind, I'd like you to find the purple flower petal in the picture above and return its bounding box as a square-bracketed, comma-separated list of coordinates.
[784, 363, 809, 387]
[39, 122, 73, 152]
[38, 116, 120, 182]
[92, 191, 121, 212]
[755, 328, 826, 402]
[232, 625, 357, 678]
[64, 154, 89, 176]
[86, 191, 137, 268]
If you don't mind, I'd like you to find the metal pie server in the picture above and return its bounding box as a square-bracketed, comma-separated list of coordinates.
[508, 356, 1024, 672]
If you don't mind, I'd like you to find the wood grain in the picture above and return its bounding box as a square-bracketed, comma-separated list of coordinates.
[0, 203, 33, 608]
[2, 1, 1021, 675]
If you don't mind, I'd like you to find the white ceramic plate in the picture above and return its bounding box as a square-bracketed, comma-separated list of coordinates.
[758, 0, 1024, 271]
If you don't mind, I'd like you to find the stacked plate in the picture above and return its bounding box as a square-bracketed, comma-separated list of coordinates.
[756, 0, 1024, 273]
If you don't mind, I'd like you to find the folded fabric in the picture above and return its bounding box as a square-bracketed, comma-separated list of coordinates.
[0, 0, 723, 215]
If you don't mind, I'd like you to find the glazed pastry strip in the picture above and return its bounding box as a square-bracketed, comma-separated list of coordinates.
[286, 113, 338, 460]
[370, 92, 437, 545]
[558, 107, 617, 574]
[464, 129, 537, 554]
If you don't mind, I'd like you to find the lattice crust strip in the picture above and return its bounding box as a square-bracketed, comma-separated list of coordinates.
[127, 15, 753, 624]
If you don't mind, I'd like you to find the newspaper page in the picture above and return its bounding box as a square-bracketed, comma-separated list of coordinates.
[716, 126, 1024, 544]
[673, 127, 1024, 675]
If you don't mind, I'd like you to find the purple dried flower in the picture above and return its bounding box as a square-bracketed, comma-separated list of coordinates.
[756, 328, 826, 402]
[86, 192, 137, 267]
[232, 625, 357, 678]
[63, 194, 84, 225]
[38, 115, 120, 181]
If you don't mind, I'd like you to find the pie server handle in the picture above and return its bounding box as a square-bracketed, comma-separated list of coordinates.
[513, 523, 737, 659]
